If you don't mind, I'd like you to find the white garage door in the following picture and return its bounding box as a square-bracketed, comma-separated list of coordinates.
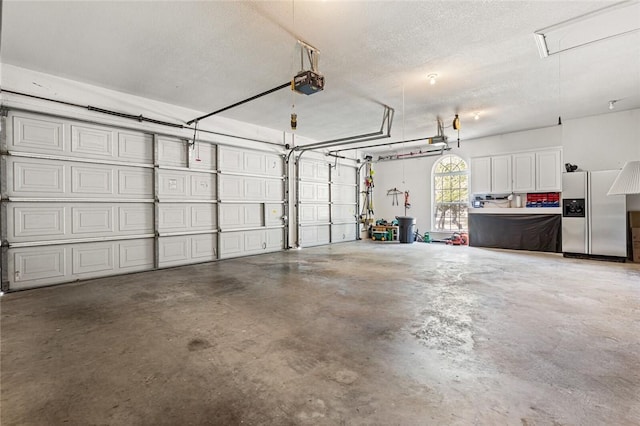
[0, 111, 290, 291]
[217, 146, 284, 259]
[2, 111, 155, 290]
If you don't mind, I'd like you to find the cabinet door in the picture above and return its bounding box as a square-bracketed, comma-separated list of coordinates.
[470, 157, 491, 194]
[536, 149, 562, 191]
[512, 152, 536, 192]
[491, 155, 512, 193]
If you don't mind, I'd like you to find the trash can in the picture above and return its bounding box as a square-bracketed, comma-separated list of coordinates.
[396, 216, 416, 244]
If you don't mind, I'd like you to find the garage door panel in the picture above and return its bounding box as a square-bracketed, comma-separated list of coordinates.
[244, 205, 263, 227]
[158, 204, 217, 233]
[219, 204, 243, 228]
[219, 232, 243, 257]
[219, 204, 261, 229]
[244, 178, 264, 199]
[317, 164, 330, 180]
[244, 151, 265, 173]
[191, 234, 217, 260]
[118, 132, 153, 163]
[265, 180, 283, 200]
[300, 183, 316, 201]
[316, 185, 330, 202]
[299, 205, 329, 224]
[331, 184, 355, 203]
[118, 169, 153, 197]
[7, 203, 152, 242]
[159, 234, 217, 267]
[300, 205, 316, 223]
[9, 113, 152, 165]
[8, 238, 154, 289]
[158, 205, 189, 232]
[190, 143, 216, 171]
[332, 204, 356, 222]
[157, 137, 187, 167]
[71, 125, 116, 159]
[265, 204, 283, 226]
[299, 161, 316, 180]
[72, 166, 113, 194]
[118, 205, 153, 233]
[264, 154, 283, 176]
[157, 170, 214, 201]
[159, 236, 189, 264]
[219, 175, 280, 201]
[265, 228, 283, 249]
[191, 205, 217, 230]
[12, 206, 66, 239]
[13, 115, 64, 153]
[331, 166, 356, 184]
[72, 206, 114, 234]
[219, 147, 283, 177]
[9, 157, 153, 199]
[72, 244, 115, 275]
[300, 225, 330, 247]
[11, 158, 65, 195]
[331, 223, 357, 242]
[119, 239, 154, 270]
[317, 205, 331, 222]
[191, 174, 216, 199]
[158, 172, 187, 198]
[244, 231, 264, 252]
[299, 159, 328, 181]
[299, 182, 329, 202]
[219, 147, 244, 172]
[299, 182, 328, 202]
[219, 175, 243, 200]
[13, 247, 67, 283]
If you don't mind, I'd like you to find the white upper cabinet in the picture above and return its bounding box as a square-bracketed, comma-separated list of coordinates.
[535, 149, 562, 192]
[512, 152, 536, 192]
[471, 147, 562, 195]
[470, 157, 492, 194]
[491, 155, 513, 194]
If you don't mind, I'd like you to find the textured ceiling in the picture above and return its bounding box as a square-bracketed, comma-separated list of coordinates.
[2, 1, 639, 151]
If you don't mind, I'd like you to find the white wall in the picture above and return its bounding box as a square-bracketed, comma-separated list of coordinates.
[373, 109, 640, 232]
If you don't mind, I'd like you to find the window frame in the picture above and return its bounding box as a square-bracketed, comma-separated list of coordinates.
[431, 154, 469, 232]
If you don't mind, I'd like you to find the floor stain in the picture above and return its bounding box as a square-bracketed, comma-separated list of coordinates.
[187, 338, 212, 352]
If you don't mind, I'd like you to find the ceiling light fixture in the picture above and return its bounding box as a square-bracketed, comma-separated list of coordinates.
[474, 112, 480, 120]
[427, 74, 438, 85]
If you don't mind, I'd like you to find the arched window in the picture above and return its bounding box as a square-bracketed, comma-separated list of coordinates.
[433, 155, 469, 231]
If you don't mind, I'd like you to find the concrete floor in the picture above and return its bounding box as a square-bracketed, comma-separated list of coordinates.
[1, 241, 639, 425]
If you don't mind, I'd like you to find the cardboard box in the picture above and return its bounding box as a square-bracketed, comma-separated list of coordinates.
[633, 228, 640, 263]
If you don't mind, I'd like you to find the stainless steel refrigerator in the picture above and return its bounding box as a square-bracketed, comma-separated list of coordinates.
[562, 170, 627, 258]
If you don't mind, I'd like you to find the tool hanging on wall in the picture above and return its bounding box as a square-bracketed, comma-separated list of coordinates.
[404, 191, 411, 216]
[387, 188, 403, 206]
